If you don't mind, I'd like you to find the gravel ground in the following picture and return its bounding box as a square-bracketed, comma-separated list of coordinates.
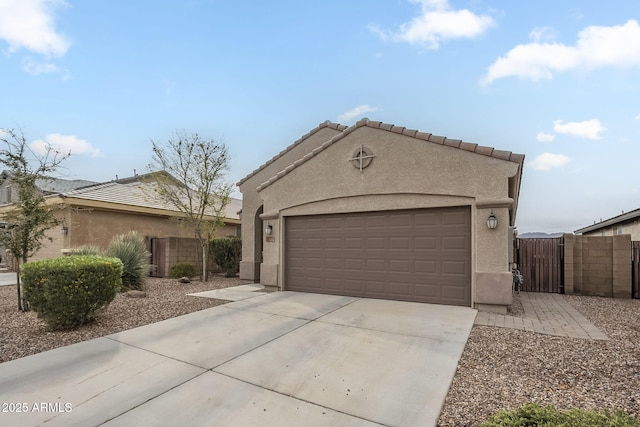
[0, 276, 242, 363]
[2, 282, 639, 425]
[438, 294, 640, 426]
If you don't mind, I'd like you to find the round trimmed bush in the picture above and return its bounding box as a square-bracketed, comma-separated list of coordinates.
[169, 262, 196, 279]
[22, 256, 123, 330]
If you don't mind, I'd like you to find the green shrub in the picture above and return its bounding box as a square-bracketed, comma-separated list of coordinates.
[70, 244, 103, 256]
[169, 262, 196, 279]
[22, 256, 123, 330]
[107, 231, 151, 290]
[481, 403, 639, 427]
[210, 238, 241, 277]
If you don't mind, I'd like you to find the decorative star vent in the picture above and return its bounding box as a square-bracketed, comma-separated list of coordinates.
[349, 145, 375, 172]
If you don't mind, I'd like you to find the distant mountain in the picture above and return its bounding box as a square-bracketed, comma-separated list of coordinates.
[517, 232, 566, 239]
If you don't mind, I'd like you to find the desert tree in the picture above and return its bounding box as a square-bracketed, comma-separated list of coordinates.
[0, 128, 70, 311]
[148, 130, 232, 281]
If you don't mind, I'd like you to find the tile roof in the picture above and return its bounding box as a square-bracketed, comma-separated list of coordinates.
[36, 177, 99, 194]
[236, 120, 348, 187]
[256, 118, 525, 192]
[60, 176, 241, 220]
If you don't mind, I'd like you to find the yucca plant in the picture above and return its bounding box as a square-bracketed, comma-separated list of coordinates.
[106, 231, 151, 290]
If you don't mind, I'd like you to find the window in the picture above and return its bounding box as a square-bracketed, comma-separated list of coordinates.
[617, 226, 623, 235]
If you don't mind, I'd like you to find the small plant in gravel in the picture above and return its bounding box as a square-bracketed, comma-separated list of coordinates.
[22, 256, 123, 330]
[169, 262, 196, 279]
[481, 403, 639, 427]
[107, 231, 151, 290]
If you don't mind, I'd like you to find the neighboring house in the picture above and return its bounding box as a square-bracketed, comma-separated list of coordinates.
[574, 209, 640, 240]
[237, 119, 524, 313]
[0, 171, 241, 276]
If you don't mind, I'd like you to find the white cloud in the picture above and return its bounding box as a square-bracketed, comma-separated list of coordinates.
[483, 20, 640, 84]
[22, 60, 59, 75]
[30, 134, 101, 157]
[0, 0, 70, 57]
[339, 105, 378, 123]
[635, 113, 640, 120]
[529, 153, 571, 171]
[536, 132, 555, 143]
[370, 0, 494, 49]
[553, 119, 606, 140]
[528, 26, 557, 43]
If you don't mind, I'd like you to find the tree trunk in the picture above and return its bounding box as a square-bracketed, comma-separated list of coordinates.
[202, 241, 208, 282]
[16, 262, 28, 312]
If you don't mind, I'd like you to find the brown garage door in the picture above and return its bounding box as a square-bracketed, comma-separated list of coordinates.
[285, 206, 471, 306]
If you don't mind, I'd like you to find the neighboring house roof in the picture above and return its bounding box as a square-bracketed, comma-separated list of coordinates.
[59, 173, 241, 221]
[237, 120, 348, 186]
[0, 170, 98, 194]
[36, 177, 99, 194]
[255, 118, 525, 192]
[575, 208, 640, 234]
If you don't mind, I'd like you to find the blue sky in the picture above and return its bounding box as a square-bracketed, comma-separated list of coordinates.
[1, 0, 639, 233]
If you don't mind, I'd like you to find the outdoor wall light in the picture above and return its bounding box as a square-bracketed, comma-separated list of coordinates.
[61, 226, 68, 235]
[486, 211, 498, 230]
[265, 224, 273, 235]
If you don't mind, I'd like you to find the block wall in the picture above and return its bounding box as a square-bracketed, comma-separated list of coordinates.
[564, 234, 631, 298]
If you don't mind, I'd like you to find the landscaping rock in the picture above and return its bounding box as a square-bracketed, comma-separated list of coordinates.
[125, 290, 147, 298]
[178, 276, 191, 283]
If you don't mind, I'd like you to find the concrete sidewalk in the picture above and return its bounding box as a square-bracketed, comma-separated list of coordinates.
[474, 292, 608, 340]
[0, 292, 477, 427]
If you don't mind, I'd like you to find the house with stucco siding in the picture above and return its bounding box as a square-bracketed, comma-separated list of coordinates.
[237, 119, 524, 313]
[0, 172, 241, 276]
[575, 208, 640, 240]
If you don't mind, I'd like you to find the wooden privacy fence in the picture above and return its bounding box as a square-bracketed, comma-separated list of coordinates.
[517, 238, 564, 293]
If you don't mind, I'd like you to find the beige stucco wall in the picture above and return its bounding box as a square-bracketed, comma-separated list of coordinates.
[248, 125, 521, 308]
[238, 125, 344, 281]
[25, 207, 238, 263]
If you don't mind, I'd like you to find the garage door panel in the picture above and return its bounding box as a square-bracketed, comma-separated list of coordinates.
[415, 284, 438, 298]
[442, 260, 468, 275]
[344, 279, 364, 291]
[345, 238, 364, 249]
[389, 213, 411, 227]
[415, 236, 437, 250]
[415, 260, 437, 273]
[414, 212, 438, 226]
[389, 259, 411, 272]
[325, 238, 342, 249]
[390, 237, 411, 250]
[324, 258, 343, 270]
[345, 217, 365, 230]
[389, 282, 412, 298]
[442, 236, 468, 250]
[286, 207, 471, 306]
[366, 237, 386, 249]
[366, 259, 387, 271]
[365, 280, 387, 294]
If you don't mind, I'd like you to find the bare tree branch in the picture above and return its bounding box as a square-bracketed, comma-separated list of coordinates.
[0, 127, 71, 311]
[147, 130, 232, 281]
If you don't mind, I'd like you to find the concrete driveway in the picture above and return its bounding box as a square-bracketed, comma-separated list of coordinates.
[0, 292, 476, 427]
[0, 272, 17, 286]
